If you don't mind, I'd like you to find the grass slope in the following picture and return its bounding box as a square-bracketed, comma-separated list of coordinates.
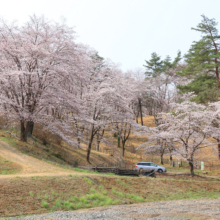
[0, 156, 21, 175]
[1, 114, 220, 176]
[0, 175, 220, 217]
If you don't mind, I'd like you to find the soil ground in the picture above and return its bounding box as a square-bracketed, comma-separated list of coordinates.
[9, 197, 220, 220]
[0, 175, 220, 217]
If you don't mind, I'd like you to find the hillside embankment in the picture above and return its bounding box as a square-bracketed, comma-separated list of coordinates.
[3, 197, 220, 220]
[0, 174, 220, 217]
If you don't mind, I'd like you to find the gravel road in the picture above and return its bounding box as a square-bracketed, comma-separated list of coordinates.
[4, 197, 220, 220]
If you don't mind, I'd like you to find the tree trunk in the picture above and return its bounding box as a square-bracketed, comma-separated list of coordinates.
[214, 54, 220, 88]
[215, 68, 220, 88]
[122, 141, 125, 157]
[138, 98, 143, 126]
[20, 120, 26, 142]
[170, 154, 173, 161]
[135, 110, 139, 123]
[218, 143, 220, 160]
[160, 153, 164, 165]
[20, 120, 30, 142]
[25, 121, 30, 140]
[118, 136, 120, 148]
[87, 141, 92, 164]
[96, 140, 100, 151]
[217, 139, 220, 160]
[29, 121, 34, 135]
[77, 137, 80, 148]
[87, 126, 94, 164]
[189, 161, 194, 176]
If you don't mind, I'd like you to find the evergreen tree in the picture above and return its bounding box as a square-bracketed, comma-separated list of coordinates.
[144, 52, 163, 77]
[178, 75, 219, 103]
[163, 55, 172, 70]
[171, 50, 182, 69]
[144, 51, 181, 78]
[163, 51, 181, 71]
[178, 15, 220, 103]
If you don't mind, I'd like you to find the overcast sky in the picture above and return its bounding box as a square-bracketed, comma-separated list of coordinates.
[1, 0, 220, 72]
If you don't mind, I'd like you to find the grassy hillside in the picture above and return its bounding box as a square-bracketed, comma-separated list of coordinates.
[0, 128, 148, 170]
[0, 115, 220, 176]
[0, 156, 21, 175]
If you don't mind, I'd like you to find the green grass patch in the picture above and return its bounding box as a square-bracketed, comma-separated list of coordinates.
[29, 191, 34, 197]
[111, 188, 144, 201]
[0, 156, 21, 175]
[115, 179, 130, 188]
[37, 186, 119, 211]
[51, 190, 55, 196]
[111, 188, 124, 197]
[126, 193, 144, 202]
[0, 136, 17, 147]
[41, 200, 49, 208]
[73, 168, 98, 174]
[82, 177, 94, 185]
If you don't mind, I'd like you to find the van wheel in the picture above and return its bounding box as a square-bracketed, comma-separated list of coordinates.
[139, 168, 143, 175]
[158, 169, 163, 173]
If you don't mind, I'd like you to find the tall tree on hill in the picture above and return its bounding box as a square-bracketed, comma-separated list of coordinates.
[144, 51, 181, 78]
[113, 120, 132, 157]
[141, 101, 216, 176]
[178, 15, 220, 103]
[163, 51, 181, 72]
[143, 52, 181, 116]
[80, 54, 135, 163]
[206, 102, 220, 160]
[0, 15, 83, 142]
[144, 52, 163, 78]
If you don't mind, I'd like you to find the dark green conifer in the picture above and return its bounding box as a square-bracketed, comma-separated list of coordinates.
[178, 15, 220, 103]
[144, 52, 163, 77]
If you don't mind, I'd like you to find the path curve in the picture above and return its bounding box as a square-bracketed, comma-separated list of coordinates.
[0, 140, 80, 178]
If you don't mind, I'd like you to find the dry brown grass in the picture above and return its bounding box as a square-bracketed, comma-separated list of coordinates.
[137, 115, 155, 127]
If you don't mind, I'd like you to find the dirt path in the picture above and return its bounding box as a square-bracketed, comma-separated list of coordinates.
[0, 140, 80, 178]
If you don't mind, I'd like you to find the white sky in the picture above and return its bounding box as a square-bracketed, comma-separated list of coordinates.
[1, 0, 220, 72]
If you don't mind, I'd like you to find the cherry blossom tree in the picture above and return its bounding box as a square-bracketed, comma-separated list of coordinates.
[206, 102, 220, 159]
[125, 74, 153, 125]
[138, 113, 168, 164]
[149, 101, 216, 176]
[66, 49, 135, 163]
[113, 120, 132, 157]
[0, 15, 84, 142]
